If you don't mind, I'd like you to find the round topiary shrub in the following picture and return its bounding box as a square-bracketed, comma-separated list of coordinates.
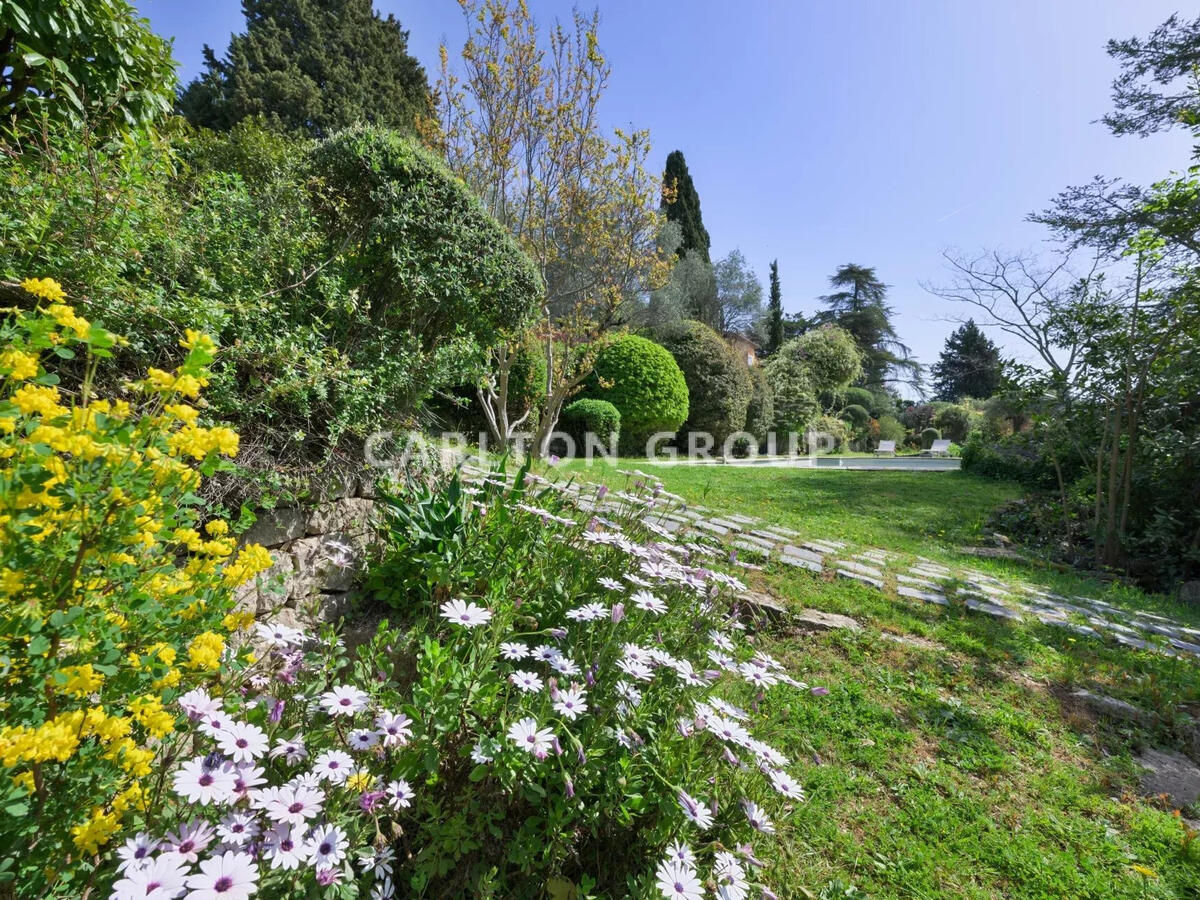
[841, 386, 875, 412]
[558, 398, 620, 455]
[657, 322, 752, 450]
[839, 403, 870, 429]
[920, 426, 941, 449]
[584, 334, 688, 455]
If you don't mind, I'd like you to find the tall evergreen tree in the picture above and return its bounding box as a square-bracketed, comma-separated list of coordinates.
[660, 150, 711, 264]
[817, 263, 920, 389]
[178, 0, 430, 138]
[931, 319, 1003, 400]
[766, 259, 784, 354]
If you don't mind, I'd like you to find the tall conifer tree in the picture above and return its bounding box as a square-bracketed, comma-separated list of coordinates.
[178, 0, 430, 138]
[660, 150, 711, 264]
[766, 259, 784, 354]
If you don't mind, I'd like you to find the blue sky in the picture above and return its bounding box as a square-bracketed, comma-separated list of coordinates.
[137, 0, 1193, 380]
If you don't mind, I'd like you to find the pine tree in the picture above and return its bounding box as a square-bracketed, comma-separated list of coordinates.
[931, 319, 1003, 400]
[766, 259, 784, 354]
[817, 263, 920, 389]
[660, 150, 711, 264]
[178, 0, 430, 138]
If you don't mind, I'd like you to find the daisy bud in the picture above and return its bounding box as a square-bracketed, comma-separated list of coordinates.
[552, 737, 563, 756]
[596, 485, 608, 500]
[269, 699, 285, 724]
[611, 603, 625, 624]
[564, 776, 575, 798]
[810, 686, 829, 696]
[550, 628, 567, 641]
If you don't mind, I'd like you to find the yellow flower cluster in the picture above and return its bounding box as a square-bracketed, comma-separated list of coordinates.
[59, 664, 105, 698]
[0, 281, 273, 877]
[222, 542, 274, 587]
[0, 348, 38, 381]
[19, 277, 66, 303]
[186, 631, 226, 671]
[143, 367, 208, 399]
[167, 424, 240, 461]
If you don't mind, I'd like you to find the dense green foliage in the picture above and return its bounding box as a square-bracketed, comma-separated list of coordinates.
[584, 334, 688, 454]
[177, 0, 430, 138]
[660, 149, 711, 263]
[816, 263, 919, 390]
[558, 397, 621, 452]
[0, 122, 540, 472]
[0, 0, 175, 135]
[658, 321, 752, 449]
[919, 426, 941, 449]
[875, 414, 906, 445]
[932, 319, 1003, 400]
[933, 403, 974, 442]
[765, 325, 862, 436]
[744, 364, 774, 445]
[839, 403, 870, 429]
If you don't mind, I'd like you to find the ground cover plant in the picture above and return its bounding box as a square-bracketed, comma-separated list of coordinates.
[549, 460, 1200, 897]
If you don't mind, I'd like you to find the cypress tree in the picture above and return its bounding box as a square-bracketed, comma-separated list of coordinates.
[661, 150, 711, 264]
[766, 259, 784, 354]
[178, 0, 431, 138]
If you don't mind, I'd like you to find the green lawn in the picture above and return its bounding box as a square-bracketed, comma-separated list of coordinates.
[552, 459, 1200, 898]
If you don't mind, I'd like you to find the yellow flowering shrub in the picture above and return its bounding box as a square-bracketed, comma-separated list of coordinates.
[0, 280, 274, 895]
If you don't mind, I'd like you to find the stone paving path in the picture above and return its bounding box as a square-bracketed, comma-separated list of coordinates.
[531, 470, 1200, 663]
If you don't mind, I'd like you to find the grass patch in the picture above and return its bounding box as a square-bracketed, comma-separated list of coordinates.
[550, 459, 1200, 897]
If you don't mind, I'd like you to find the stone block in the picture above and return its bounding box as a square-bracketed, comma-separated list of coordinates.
[241, 507, 306, 548]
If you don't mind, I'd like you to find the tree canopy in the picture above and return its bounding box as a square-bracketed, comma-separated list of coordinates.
[177, 0, 430, 138]
[931, 319, 1003, 400]
[1, 0, 175, 135]
[816, 263, 919, 390]
[765, 259, 784, 355]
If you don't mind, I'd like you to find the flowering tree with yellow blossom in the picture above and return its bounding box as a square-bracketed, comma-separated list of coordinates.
[434, 0, 672, 456]
[0, 278, 272, 896]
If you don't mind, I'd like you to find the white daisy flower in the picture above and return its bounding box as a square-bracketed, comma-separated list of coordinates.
[532, 644, 562, 664]
[598, 577, 623, 591]
[217, 812, 261, 845]
[507, 717, 555, 760]
[312, 749, 355, 784]
[384, 779, 414, 811]
[740, 800, 775, 834]
[677, 790, 714, 829]
[347, 728, 379, 751]
[552, 685, 588, 720]
[216, 720, 269, 763]
[305, 824, 348, 869]
[439, 598, 493, 628]
[499, 641, 529, 660]
[261, 823, 306, 871]
[768, 769, 805, 800]
[655, 857, 704, 900]
[375, 711, 413, 748]
[269, 736, 307, 764]
[509, 670, 544, 693]
[114, 832, 157, 874]
[565, 602, 607, 621]
[471, 736, 500, 764]
[319, 685, 369, 717]
[173, 756, 237, 806]
[264, 783, 324, 827]
[550, 656, 581, 677]
[110, 855, 189, 900]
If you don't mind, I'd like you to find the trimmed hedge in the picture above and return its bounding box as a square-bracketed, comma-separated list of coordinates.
[745, 364, 774, 445]
[920, 427, 941, 449]
[840, 403, 870, 429]
[559, 398, 621, 453]
[657, 321, 752, 450]
[585, 334, 688, 455]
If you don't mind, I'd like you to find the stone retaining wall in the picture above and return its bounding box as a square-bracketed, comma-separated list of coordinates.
[232, 475, 382, 625]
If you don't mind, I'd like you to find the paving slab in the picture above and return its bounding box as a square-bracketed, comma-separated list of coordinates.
[897, 585, 949, 606]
